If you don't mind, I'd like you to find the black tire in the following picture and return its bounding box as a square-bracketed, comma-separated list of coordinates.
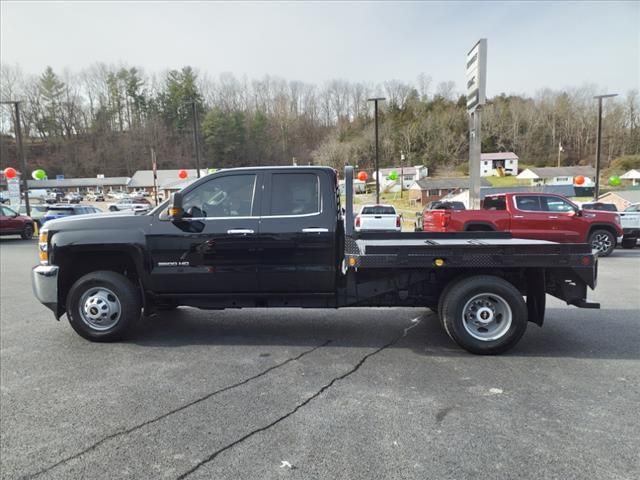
[109, 206, 118, 212]
[621, 237, 637, 249]
[66, 271, 141, 342]
[589, 229, 615, 257]
[440, 275, 528, 355]
[21, 224, 34, 240]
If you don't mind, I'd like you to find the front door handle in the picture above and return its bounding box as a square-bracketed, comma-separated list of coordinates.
[302, 228, 329, 233]
[227, 229, 255, 235]
[513, 215, 524, 219]
[548, 216, 559, 219]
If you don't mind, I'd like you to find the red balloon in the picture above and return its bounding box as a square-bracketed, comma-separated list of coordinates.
[575, 175, 585, 185]
[3, 167, 17, 179]
[178, 169, 188, 179]
[358, 171, 368, 182]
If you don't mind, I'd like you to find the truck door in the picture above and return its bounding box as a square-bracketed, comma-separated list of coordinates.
[146, 172, 262, 294]
[540, 195, 582, 243]
[510, 195, 554, 241]
[258, 170, 336, 293]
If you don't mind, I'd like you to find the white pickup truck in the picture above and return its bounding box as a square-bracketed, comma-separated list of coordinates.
[619, 203, 640, 248]
[354, 204, 401, 232]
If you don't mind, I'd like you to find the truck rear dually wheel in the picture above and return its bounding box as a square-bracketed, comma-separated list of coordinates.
[440, 275, 527, 355]
[66, 271, 141, 342]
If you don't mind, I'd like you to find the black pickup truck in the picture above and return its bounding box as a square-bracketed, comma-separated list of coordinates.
[32, 166, 599, 354]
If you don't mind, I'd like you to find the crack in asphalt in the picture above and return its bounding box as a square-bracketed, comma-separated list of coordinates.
[22, 340, 331, 480]
[176, 317, 423, 479]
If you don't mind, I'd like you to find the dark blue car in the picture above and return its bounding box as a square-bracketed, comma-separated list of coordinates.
[41, 205, 102, 226]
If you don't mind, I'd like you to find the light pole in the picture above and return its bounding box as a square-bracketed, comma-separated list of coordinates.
[593, 93, 618, 201]
[368, 97, 385, 203]
[184, 99, 201, 178]
[1, 100, 30, 216]
[400, 151, 405, 199]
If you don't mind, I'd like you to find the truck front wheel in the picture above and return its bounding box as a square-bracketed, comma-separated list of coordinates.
[589, 229, 615, 257]
[440, 276, 527, 355]
[66, 271, 141, 342]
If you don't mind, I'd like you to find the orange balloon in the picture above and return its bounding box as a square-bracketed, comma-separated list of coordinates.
[575, 175, 585, 185]
[3, 167, 17, 179]
[358, 171, 368, 181]
[178, 169, 188, 179]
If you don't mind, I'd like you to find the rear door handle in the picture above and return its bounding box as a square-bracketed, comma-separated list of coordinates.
[227, 229, 255, 235]
[548, 216, 559, 219]
[302, 228, 329, 233]
[513, 215, 524, 219]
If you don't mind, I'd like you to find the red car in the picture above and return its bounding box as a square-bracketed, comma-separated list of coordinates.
[420, 192, 623, 257]
[0, 205, 35, 239]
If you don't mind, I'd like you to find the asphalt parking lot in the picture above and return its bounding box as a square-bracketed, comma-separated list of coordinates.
[1, 238, 639, 480]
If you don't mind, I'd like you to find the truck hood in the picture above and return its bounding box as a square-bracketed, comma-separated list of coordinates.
[43, 212, 152, 232]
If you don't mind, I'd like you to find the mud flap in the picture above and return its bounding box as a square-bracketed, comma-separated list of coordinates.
[527, 269, 546, 326]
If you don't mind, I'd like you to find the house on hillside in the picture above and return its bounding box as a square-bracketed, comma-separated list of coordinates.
[597, 190, 640, 211]
[517, 166, 596, 186]
[620, 169, 640, 186]
[408, 177, 491, 205]
[480, 152, 519, 177]
[373, 165, 429, 192]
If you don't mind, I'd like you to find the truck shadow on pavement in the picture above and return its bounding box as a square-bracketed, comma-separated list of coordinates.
[127, 307, 640, 360]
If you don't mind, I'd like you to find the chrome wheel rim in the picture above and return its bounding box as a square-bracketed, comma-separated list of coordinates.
[591, 233, 612, 254]
[79, 287, 122, 331]
[462, 293, 512, 341]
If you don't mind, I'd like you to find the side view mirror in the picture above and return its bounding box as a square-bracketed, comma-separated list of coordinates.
[571, 207, 582, 217]
[168, 192, 184, 220]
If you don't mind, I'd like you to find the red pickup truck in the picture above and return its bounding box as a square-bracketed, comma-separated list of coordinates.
[420, 192, 623, 256]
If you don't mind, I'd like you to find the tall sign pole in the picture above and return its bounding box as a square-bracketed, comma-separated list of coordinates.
[593, 93, 617, 201]
[466, 39, 487, 210]
[1, 100, 30, 216]
[368, 97, 385, 203]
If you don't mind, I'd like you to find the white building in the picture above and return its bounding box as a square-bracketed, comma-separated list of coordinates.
[480, 152, 519, 177]
[516, 166, 596, 186]
[373, 165, 428, 192]
[620, 169, 640, 186]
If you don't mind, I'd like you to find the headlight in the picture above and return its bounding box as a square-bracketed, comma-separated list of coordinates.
[38, 229, 49, 265]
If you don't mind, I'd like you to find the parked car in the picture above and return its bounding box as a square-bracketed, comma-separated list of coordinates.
[45, 190, 65, 204]
[415, 201, 466, 231]
[64, 193, 83, 204]
[581, 202, 618, 212]
[354, 204, 401, 232]
[108, 196, 152, 212]
[19, 204, 49, 227]
[40, 205, 103, 226]
[419, 192, 623, 257]
[0, 205, 34, 239]
[619, 202, 640, 248]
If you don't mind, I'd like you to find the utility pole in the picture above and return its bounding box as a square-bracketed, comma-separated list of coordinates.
[593, 93, 618, 201]
[368, 97, 385, 203]
[400, 151, 405, 199]
[186, 99, 201, 178]
[1, 100, 30, 217]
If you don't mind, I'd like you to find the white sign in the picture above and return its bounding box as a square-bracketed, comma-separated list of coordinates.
[466, 39, 487, 112]
[8, 178, 21, 210]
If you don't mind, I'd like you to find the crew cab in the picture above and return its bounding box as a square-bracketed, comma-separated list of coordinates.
[32, 167, 601, 355]
[420, 192, 623, 257]
[355, 204, 401, 232]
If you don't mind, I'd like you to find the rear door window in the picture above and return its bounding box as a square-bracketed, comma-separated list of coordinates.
[515, 196, 543, 211]
[269, 173, 320, 216]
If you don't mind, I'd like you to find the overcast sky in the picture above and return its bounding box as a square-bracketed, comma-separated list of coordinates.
[1, 1, 638, 96]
